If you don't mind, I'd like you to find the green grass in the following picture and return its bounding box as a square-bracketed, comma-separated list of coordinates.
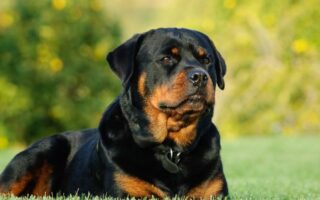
[0, 136, 319, 199]
[221, 136, 320, 199]
[0, 148, 21, 171]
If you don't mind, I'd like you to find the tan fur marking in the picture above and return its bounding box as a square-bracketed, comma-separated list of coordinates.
[150, 72, 188, 107]
[171, 47, 180, 56]
[168, 120, 198, 146]
[187, 174, 224, 199]
[138, 72, 146, 96]
[9, 173, 33, 195]
[206, 77, 215, 104]
[4, 161, 53, 196]
[114, 173, 166, 198]
[139, 72, 168, 143]
[145, 71, 189, 143]
[198, 47, 207, 57]
[144, 70, 215, 147]
[144, 101, 168, 143]
[167, 117, 185, 132]
[32, 161, 53, 196]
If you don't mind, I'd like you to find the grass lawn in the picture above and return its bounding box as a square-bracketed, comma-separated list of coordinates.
[0, 136, 319, 199]
[0, 148, 21, 171]
[222, 136, 320, 199]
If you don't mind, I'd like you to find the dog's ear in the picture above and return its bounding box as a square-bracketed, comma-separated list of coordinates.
[107, 34, 144, 88]
[199, 33, 227, 90]
[213, 49, 226, 90]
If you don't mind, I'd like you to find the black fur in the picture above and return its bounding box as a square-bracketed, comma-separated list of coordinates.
[0, 28, 228, 198]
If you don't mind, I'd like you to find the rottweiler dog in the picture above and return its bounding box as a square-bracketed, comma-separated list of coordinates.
[0, 28, 228, 198]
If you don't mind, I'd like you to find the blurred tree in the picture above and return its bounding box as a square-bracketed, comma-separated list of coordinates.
[209, 0, 320, 137]
[0, 0, 122, 143]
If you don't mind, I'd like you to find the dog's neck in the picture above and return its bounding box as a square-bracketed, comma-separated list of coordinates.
[143, 99, 201, 147]
[119, 89, 213, 149]
[99, 91, 213, 174]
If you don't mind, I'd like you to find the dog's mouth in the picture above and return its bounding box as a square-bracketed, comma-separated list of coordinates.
[158, 93, 210, 113]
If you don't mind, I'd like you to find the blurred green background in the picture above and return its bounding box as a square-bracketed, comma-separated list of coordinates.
[1, 0, 320, 198]
[0, 0, 319, 146]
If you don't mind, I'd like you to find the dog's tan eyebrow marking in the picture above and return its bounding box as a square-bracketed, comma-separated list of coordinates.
[138, 72, 146, 96]
[171, 47, 180, 56]
[197, 47, 207, 57]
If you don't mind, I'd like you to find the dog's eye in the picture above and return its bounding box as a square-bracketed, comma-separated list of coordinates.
[161, 56, 174, 65]
[200, 57, 211, 65]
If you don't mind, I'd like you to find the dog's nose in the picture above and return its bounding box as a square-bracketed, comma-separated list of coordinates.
[188, 69, 208, 87]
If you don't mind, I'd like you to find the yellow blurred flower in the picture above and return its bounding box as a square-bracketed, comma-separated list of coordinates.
[50, 105, 65, 119]
[39, 26, 54, 39]
[52, 0, 66, 10]
[291, 39, 309, 54]
[50, 58, 64, 73]
[0, 12, 14, 29]
[224, 0, 237, 10]
[94, 40, 109, 60]
[0, 136, 9, 149]
[90, 0, 102, 11]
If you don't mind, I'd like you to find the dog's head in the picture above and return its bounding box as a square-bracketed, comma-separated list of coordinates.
[107, 28, 226, 147]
